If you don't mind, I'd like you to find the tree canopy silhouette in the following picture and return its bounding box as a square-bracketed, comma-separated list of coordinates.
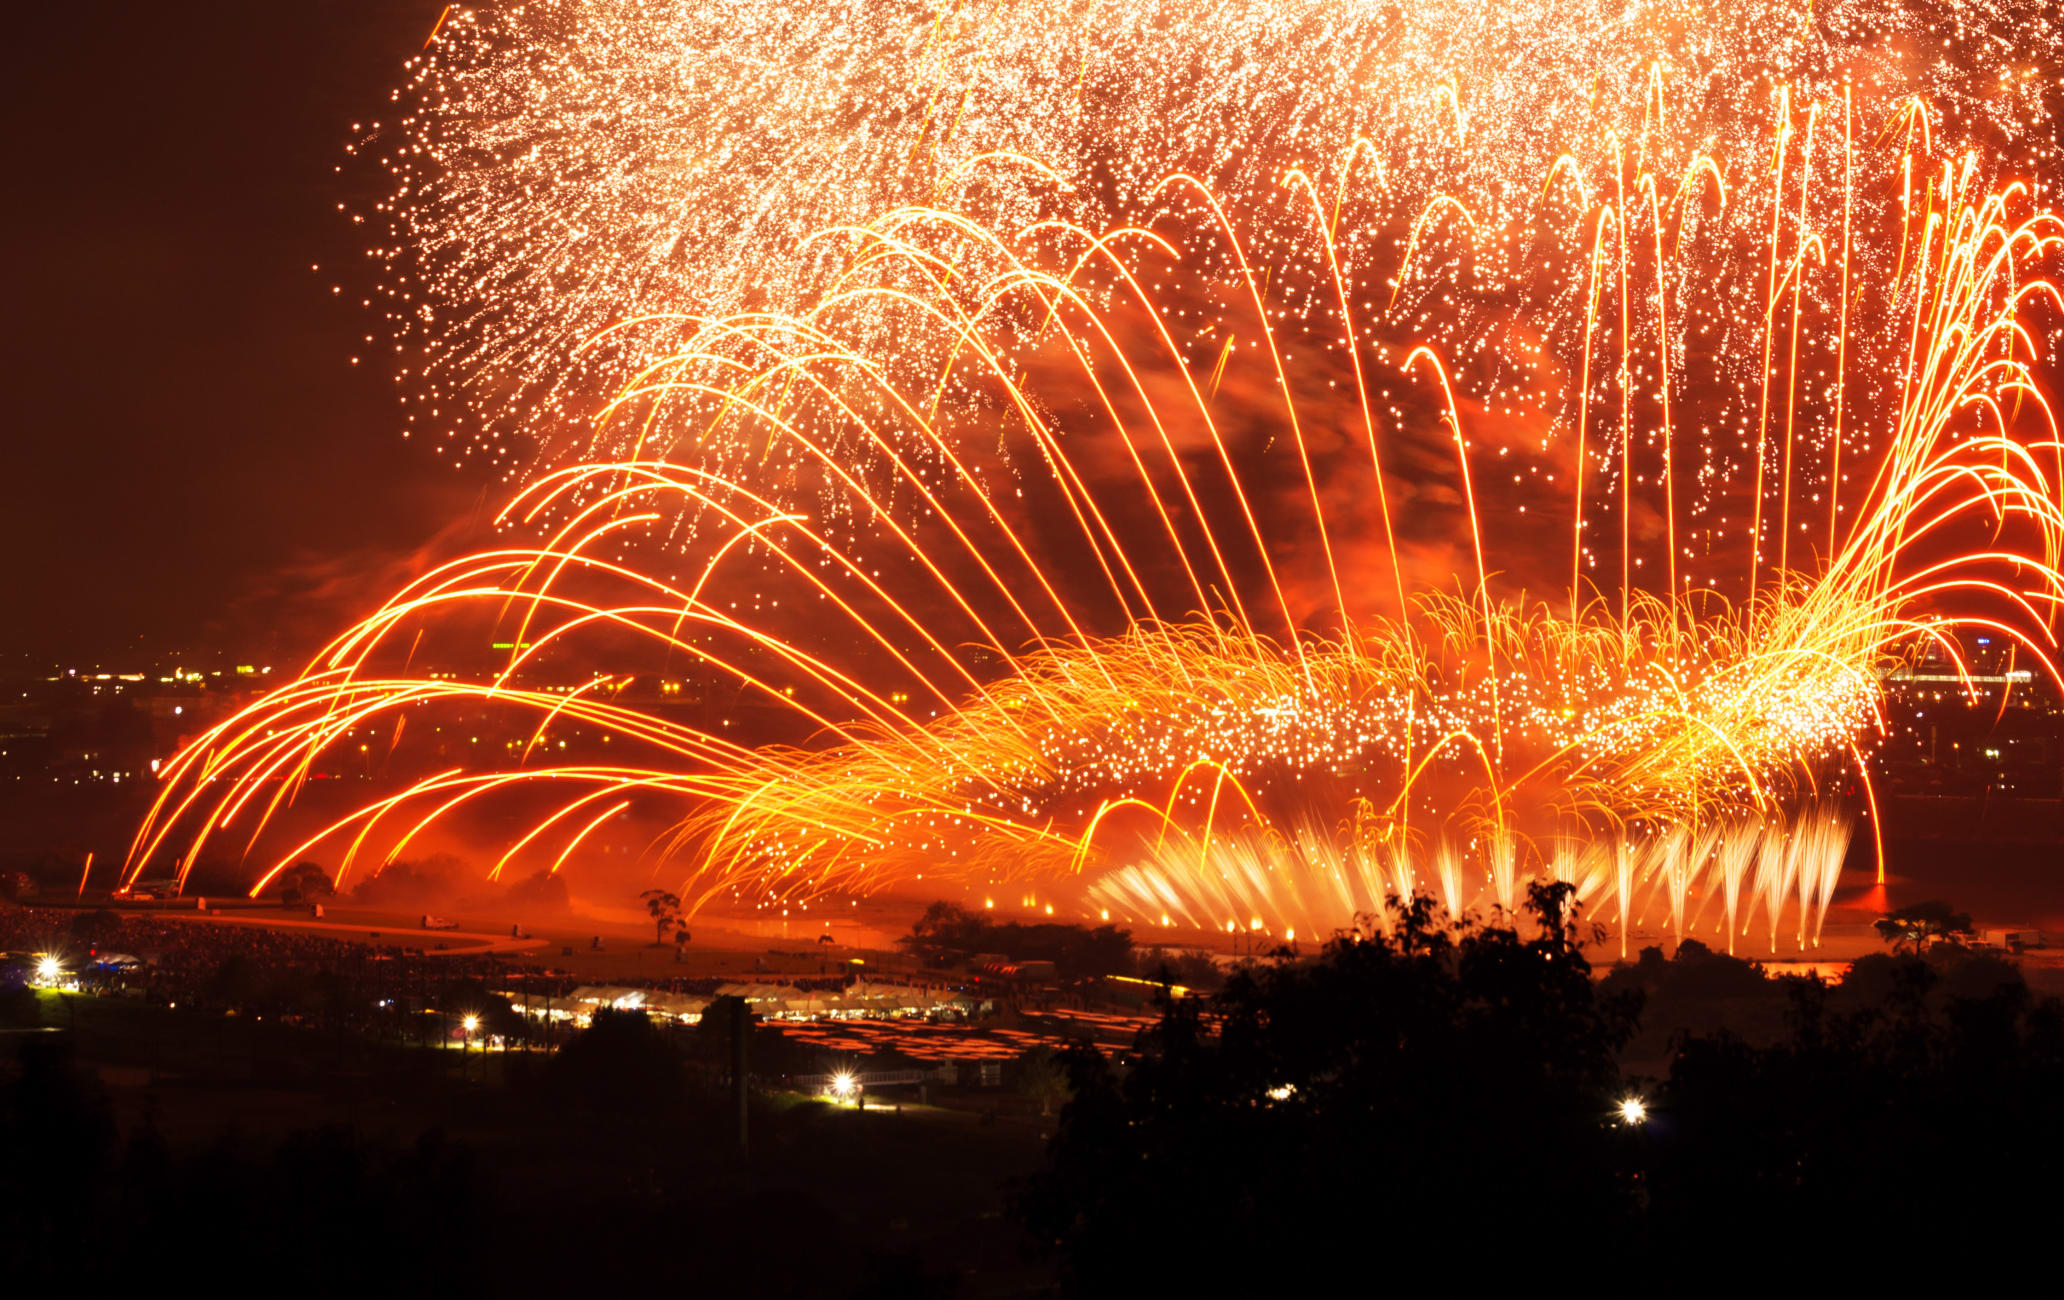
[1020, 885, 2064, 1288]
[544, 1007, 683, 1118]
[900, 901, 1134, 977]
[1649, 953, 2063, 1247]
[270, 860, 334, 902]
[1018, 883, 1641, 1287]
[640, 889, 683, 946]
[1872, 900, 1974, 954]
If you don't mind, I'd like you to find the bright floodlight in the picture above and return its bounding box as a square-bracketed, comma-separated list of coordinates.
[36, 955, 61, 982]
[462, 1015, 480, 1033]
[1618, 1097, 1648, 1125]
[830, 1072, 856, 1099]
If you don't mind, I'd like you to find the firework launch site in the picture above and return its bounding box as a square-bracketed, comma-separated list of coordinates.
[8, 0, 2064, 1291]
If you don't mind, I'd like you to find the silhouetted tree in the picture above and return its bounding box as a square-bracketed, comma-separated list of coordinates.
[545, 1007, 683, 1118]
[692, 993, 754, 1059]
[900, 901, 981, 963]
[1873, 900, 1973, 954]
[272, 860, 334, 902]
[641, 889, 683, 945]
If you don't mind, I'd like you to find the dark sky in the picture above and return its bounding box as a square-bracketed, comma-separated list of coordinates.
[1, 1, 489, 666]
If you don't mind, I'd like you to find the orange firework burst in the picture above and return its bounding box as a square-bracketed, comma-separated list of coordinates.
[145, 53, 2064, 951]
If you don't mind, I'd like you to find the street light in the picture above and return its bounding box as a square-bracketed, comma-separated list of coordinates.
[35, 955, 62, 984]
[1618, 1097, 1648, 1125]
[830, 1071, 856, 1105]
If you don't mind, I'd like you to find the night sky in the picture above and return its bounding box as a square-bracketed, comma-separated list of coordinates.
[1, 1, 483, 665]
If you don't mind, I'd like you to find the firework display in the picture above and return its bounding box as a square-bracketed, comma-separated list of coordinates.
[135, 4, 2064, 951]
[362, 1, 2057, 468]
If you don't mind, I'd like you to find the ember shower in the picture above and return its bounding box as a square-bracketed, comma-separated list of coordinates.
[138, 1, 2064, 951]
